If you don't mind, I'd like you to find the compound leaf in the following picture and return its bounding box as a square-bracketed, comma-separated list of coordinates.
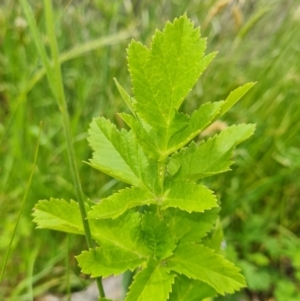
[167, 243, 246, 295]
[77, 245, 144, 278]
[128, 15, 208, 127]
[128, 15, 215, 155]
[169, 274, 216, 301]
[125, 260, 175, 301]
[168, 124, 255, 180]
[31, 14, 255, 300]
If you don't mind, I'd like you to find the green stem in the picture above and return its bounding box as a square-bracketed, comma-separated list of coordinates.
[20, 0, 55, 93]
[43, 0, 105, 297]
[66, 234, 71, 301]
[0, 122, 42, 284]
[21, 0, 105, 297]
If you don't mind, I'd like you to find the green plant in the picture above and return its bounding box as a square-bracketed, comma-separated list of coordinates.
[32, 15, 255, 300]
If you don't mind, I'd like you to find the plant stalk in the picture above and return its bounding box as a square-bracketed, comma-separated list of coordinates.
[21, 0, 105, 297]
[0, 123, 42, 285]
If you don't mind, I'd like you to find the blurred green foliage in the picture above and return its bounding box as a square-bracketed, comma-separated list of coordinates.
[0, 0, 300, 300]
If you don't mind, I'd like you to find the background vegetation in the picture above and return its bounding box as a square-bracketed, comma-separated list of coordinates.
[0, 0, 299, 300]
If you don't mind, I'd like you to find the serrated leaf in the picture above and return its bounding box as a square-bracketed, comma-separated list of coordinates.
[77, 212, 150, 278]
[166, 101, 224, 156]
[114, 78, 136, 116]
[120, 104, 190, 159]
[91, 210, 149, 258]
[169, 274, 216, 301]
[161, 180, 218, 213]
[164, 208, 218, 243]
[88, 186, 157, 219]
[167, 243, 246, 295]
[32, 15, 253, 298]
[88, 117, 140, 185]
[203, 218, 224, 253]
[141, 212, 176, 259]
[77, 245, 144, 278]
[128, 15, 215, 155]
[125, 260, 175, 301]
[121, 101, 223, 160]
[88, 117, 159, 191]
[128, 15, 208, 126]
[219, 82, 256, 117]
[168, 124, 255, 180]
[164, 112, 191, 151]
[33, 198, 84, 234]
[34, 200, 149, 258]
[127, 110, 189, 144]
[119, 112, 160, 159]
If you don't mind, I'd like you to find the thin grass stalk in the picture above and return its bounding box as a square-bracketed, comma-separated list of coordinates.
[20, 0, 55, 93]
[66, 234, 71, 301]
[43, 0, 105, 297]
[9, 252, 65, 299]
[26, 245, 40, 301]
[20, 0, 105, 297]
[42, 0, 89, 252]
[0, 122, 42, 284]
[0, 29, 134, 149]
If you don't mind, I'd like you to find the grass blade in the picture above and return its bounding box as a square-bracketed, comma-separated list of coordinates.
[20, 0, 105, 297]
[0, 122, 42, 284]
